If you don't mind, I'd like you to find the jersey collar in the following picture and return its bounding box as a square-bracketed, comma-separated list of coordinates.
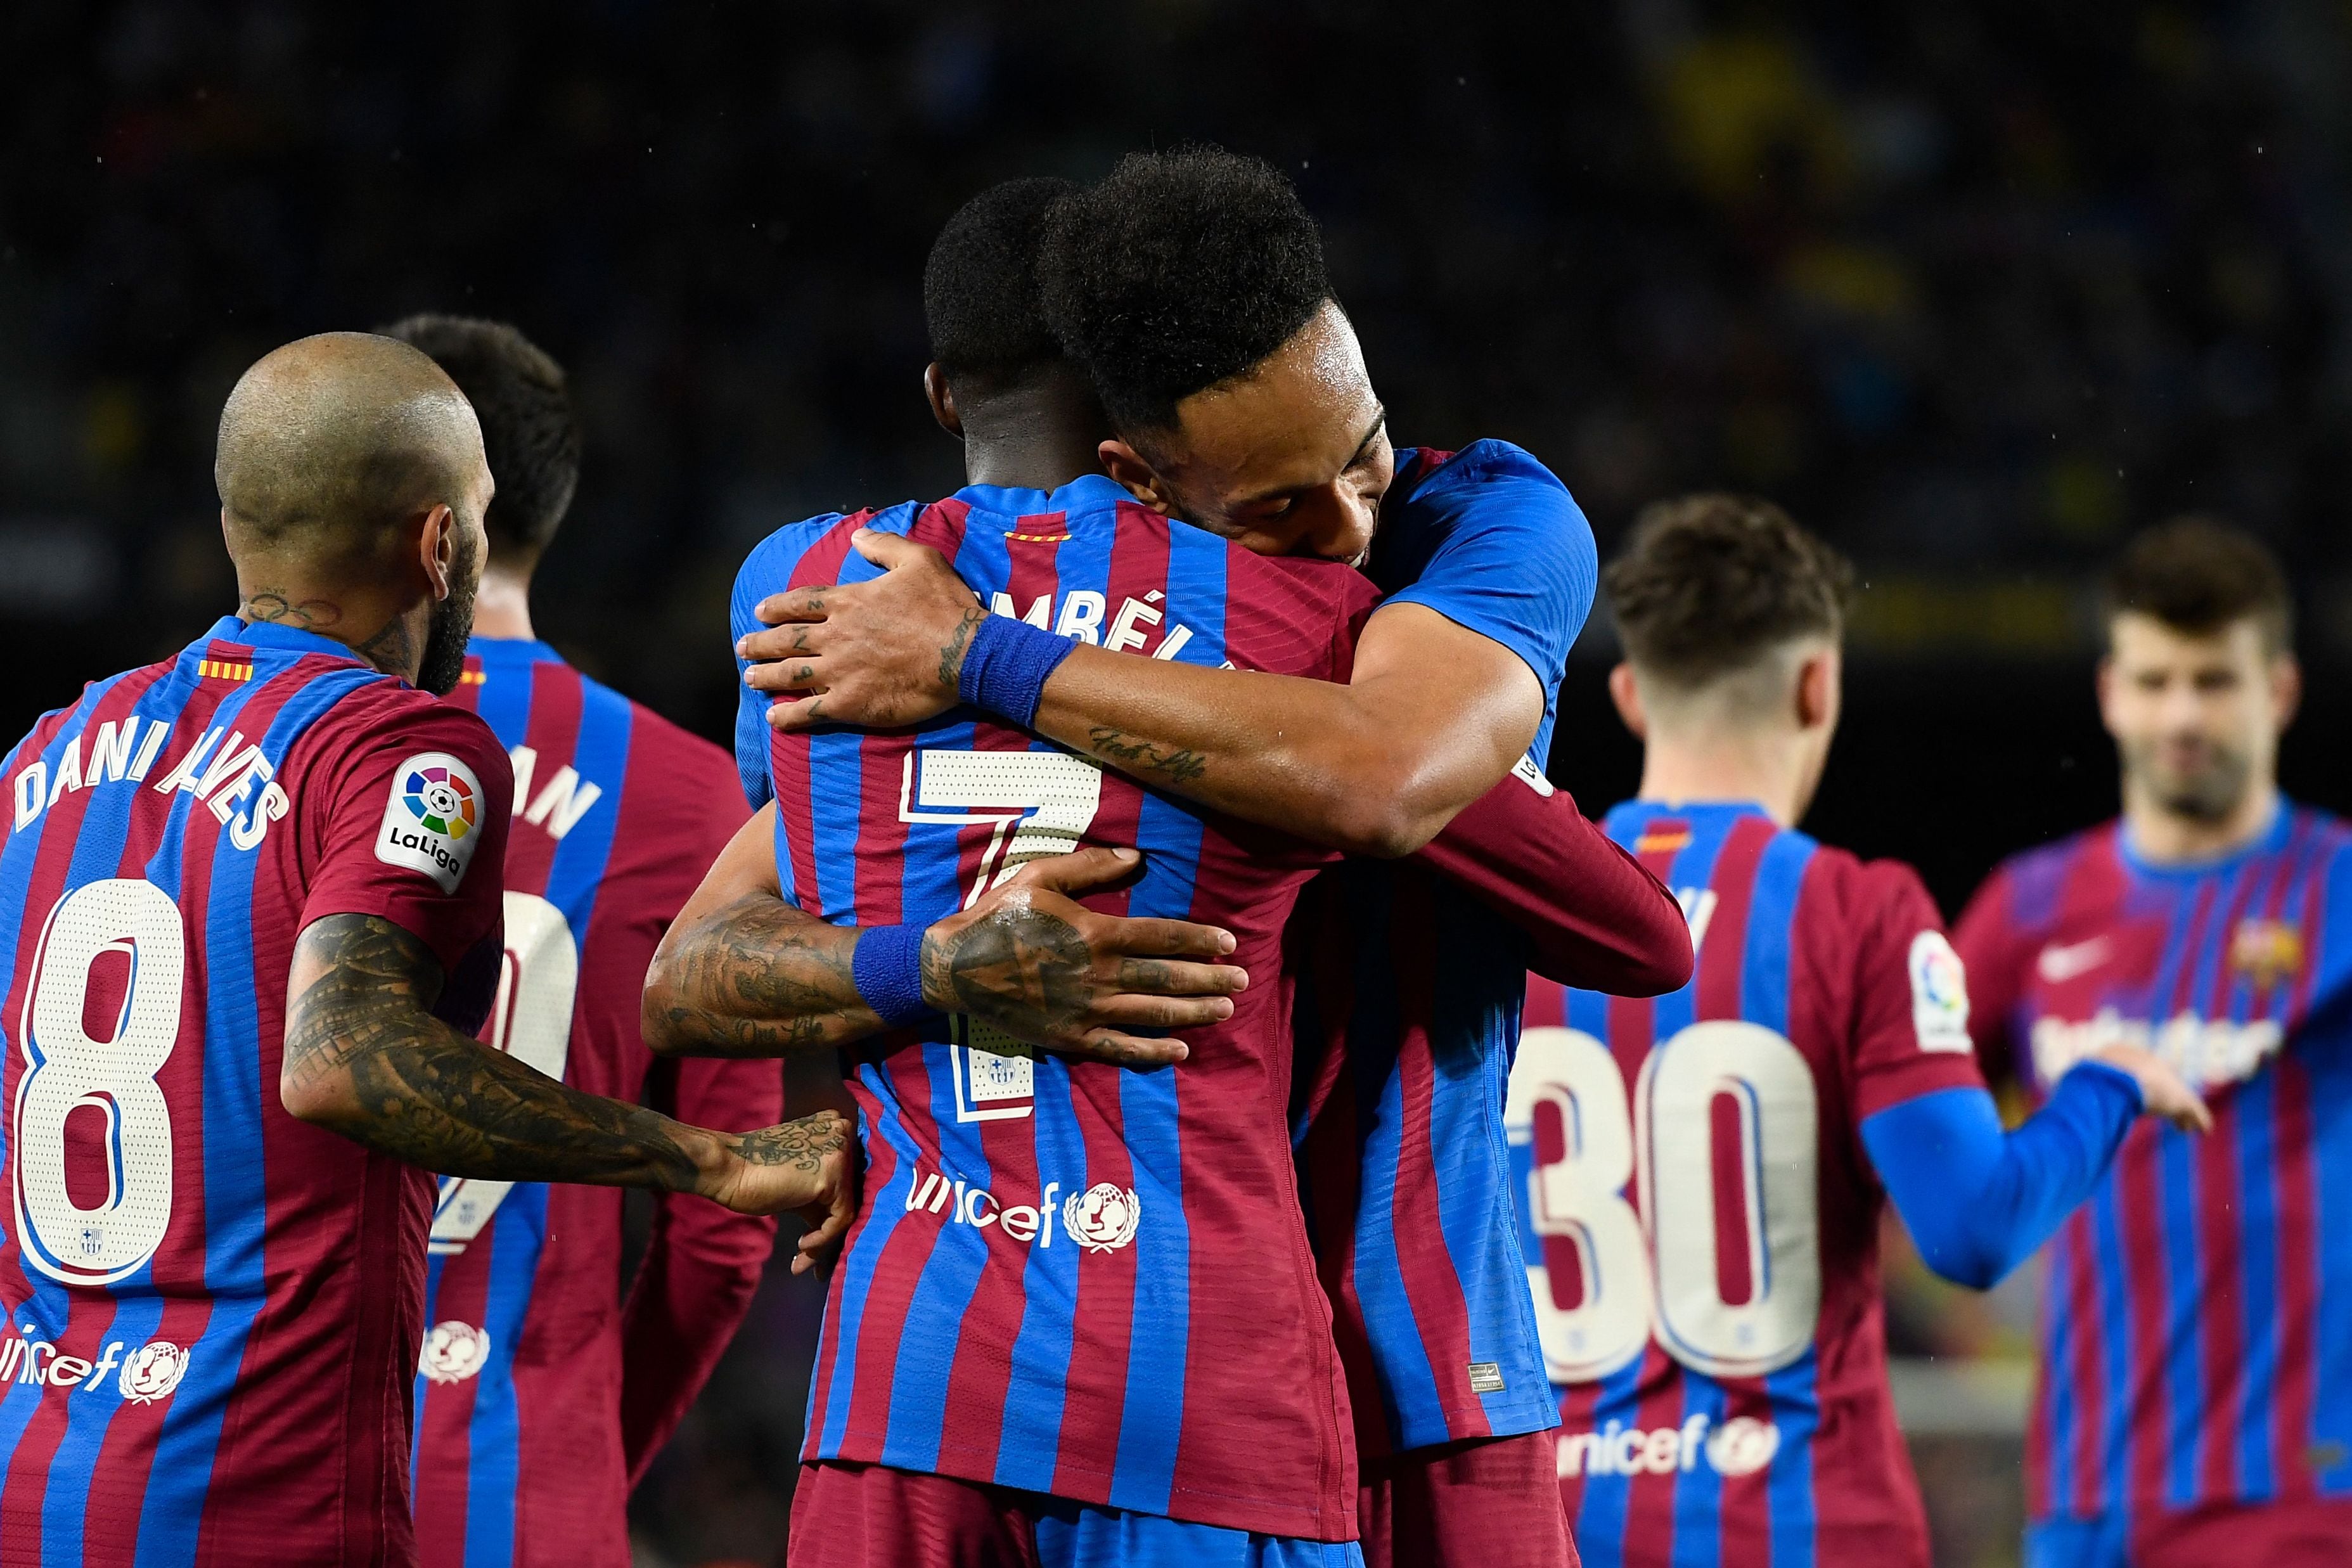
[202, 614, 367, 664]
[953, 472, 1131, 520]
[465, 635, 563, 665]
[2117, 793, 2292, 879]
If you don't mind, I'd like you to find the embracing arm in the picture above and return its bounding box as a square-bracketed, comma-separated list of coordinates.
[746, 539, 1541, 859]
[283, 912, 853, 1245]
[643, 804, 1248, 1066]
[1416, 772, 1692, 994]
[1030, 601, 1539, 857]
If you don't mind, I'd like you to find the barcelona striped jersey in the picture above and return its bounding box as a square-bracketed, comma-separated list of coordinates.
[0, 617, 511, 1566]
[1955, 803, 2352, 1546]
[731, 475, 1381, 1541]
[409, 637, 775, 1568]
[1289, 440, 1598, 1458]
[1512, 800, 1989, 1567]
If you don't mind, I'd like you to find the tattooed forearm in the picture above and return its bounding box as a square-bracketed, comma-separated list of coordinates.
[937, 604, 986, 691]
[643, 895, 878, 1057]
[286, 914, 713, 1191]
[1085, 727, 1210, 787]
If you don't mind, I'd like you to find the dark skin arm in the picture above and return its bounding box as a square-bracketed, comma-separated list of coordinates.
[740, 531, 1541, 859]
[284, 912, 855, 1272]
[642, 802, 1250, 1067]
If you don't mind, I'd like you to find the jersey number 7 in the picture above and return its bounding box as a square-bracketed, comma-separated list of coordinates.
[899, 747, 1107, 1124]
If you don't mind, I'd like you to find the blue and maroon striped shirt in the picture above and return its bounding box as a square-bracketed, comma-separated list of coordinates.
[409, 638, 774, 1568]
[731, 476, 1381, 1541]
[1955, 803, 2352, 1539]
[1289, 440, 1598, 1457]
[1515, 800, 1988, 1568]
[0, 617, 511, 1566]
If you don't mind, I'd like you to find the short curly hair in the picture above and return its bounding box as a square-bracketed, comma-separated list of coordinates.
[378, 313, 581, 564]
[2102, 515, 2292, 654]
[1606, 493, 1854, 689]
[924, 177, 1077, 396]
[1039, 145, 1332, 434]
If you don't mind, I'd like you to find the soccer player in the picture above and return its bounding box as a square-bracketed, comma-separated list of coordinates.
[0, 333, 849, 1566]
[730, 152, 1690, 1566]
[383, 314, 782, 1565]
[1512, 495, 2207, 1568]
[1953, 518, 2352, 1568]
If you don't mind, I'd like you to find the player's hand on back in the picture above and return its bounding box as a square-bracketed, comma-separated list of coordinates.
[698, 1109, 861, 1273]
[740, 529, 978, 732]
[920, 846, 1247, 1069]
[2086, 1043, 2214, 1134]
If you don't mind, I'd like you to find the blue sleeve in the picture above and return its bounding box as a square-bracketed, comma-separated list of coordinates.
[1860, 1060, 2143, 1290]
[1375, 440, 1597, 702]
[728, 515, 845, 811]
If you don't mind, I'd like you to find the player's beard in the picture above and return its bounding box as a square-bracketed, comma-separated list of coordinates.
[415, 536, 481, 698]
[2126, 733, 2252, 822]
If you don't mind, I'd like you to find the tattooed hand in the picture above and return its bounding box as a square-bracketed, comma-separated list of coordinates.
[738, 529, 984, 732]
[701, 1110, 861, 1269]
[919, 846, 1247, 1068]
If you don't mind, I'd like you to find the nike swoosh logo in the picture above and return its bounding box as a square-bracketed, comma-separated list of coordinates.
[2037, 937, 2111, 984]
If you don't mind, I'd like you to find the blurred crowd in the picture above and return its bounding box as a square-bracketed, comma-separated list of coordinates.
[6, 4, 2349, 1563]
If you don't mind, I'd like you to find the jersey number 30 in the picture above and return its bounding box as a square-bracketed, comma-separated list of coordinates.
[1507, 1022, 1823, 1382]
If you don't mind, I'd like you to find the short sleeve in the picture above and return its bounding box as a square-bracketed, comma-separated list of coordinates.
[1846, 859, 1993, 1121]
[299, 701, 513, 984]
[1372, 440, 1598, 697]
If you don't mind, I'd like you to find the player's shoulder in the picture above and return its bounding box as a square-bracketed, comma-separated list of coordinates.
[1795, 838, 1939, 934]
[1396, 437, 1571, 500]
[293, 676, 511, 794]
[1973, 819, 2123, 931]
[733, 502, 923, 605]
[574, 664, 738, 788]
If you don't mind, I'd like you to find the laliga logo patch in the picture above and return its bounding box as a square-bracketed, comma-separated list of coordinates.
[1704, 1417, 1780, 1477]
[119, 1341, 191, 1404]
[1062, 1182, 1141, 1254]
[376, 752, 485, 893]
[419, 1321, 491, 1385]
[1908, 930, 1972, 1053]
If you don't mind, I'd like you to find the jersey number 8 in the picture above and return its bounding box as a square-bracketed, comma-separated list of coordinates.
[13, 878, 184, 1287]
[1508, 1022, 1823, 1383]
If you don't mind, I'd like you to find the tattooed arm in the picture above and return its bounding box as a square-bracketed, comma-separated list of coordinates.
[283, 912, 857, 1262]
[738, 534, 1539, 858]
[643, 803, 1248, 1067]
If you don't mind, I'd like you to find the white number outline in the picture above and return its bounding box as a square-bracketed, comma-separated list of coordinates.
[898, 747, 1108, 1122]
[428, 891, 578, 1254]
[13, 878, 184, 1287]
[1509, 1020, 1823, 1384]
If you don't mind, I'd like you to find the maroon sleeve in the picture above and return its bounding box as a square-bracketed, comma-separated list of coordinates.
[1951, 864, 2032, 1090]
[1412, 766, 1692, 995]
[616, 742, 780, 1483]
[298, 698, 513, 979]
[1843, 858, 1993, 1121]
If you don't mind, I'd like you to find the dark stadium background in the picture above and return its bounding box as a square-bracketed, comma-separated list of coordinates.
[4, 2, 2348, 1562]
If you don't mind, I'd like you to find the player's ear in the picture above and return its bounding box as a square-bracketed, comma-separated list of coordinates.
[419, 503, 456, 603]
[1607, 662, 1648, 741]
[1099, 440, 1176, 516]
[1794, 646, 1839, 732]
[2272, 652, 2303, 733]
[924, 364, 964, 440]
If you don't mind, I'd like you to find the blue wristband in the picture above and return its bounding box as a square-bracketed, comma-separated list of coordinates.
[851, 924, 932, 1029]
[958, 613, 1076, 728]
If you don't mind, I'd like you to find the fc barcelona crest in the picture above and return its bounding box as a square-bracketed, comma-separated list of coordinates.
[2228, 918, 2303, 990]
